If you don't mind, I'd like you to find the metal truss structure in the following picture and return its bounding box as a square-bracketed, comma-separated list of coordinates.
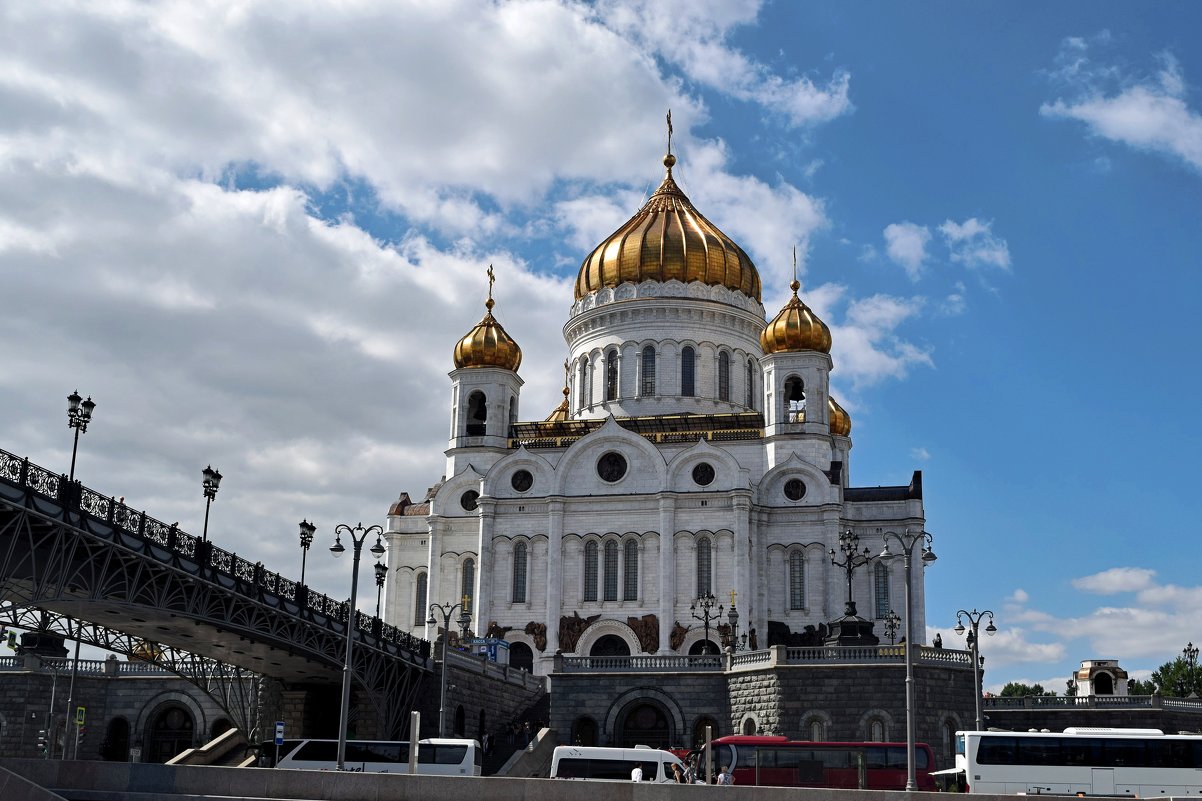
[0, 448, 430, 739]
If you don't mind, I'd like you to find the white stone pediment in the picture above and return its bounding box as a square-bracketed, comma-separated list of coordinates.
[756, 453, 835, 506]
[432, 463, 485, 517]
[552, 415, 668, 496]
[482, 446, 556, 499]
[665, 438, 751, 493]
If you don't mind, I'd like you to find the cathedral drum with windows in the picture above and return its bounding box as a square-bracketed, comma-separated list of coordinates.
[383, 145, 927, 675]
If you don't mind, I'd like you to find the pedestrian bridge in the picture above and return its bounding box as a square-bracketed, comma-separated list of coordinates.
[0, 447, 430, 736]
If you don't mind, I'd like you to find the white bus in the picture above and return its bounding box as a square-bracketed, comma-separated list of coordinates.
[957, 728, 1202, 796]
[550, 745, 686, 782]
[274, 737, 481, 775]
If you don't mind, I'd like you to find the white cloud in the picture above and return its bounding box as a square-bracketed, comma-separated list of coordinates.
[1010, 588, 1030, 604]
[910, 447, 931, 461]
[939, 218, 1011, 270]
[1042, 39, 1202, 173]
[1072, 567, 1157, 594]
[829, 293, 933, 389]
[595, 0, 853, 128]
[883, 221, 931, 280]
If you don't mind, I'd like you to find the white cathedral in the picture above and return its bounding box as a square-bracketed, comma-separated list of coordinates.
[383, 143, 929, 675]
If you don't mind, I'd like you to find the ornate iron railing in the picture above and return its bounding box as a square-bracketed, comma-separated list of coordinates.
[0, 447, 429, 662]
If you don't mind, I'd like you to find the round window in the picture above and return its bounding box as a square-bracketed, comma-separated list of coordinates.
[511, 469, 533, 492]
[783, 479, 806, 501]
[597, 452, 628, 482]
[460, 490, 480, 511]
[692, 462, 715, 486]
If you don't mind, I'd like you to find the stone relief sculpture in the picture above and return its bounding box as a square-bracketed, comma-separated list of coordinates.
[485, 621, 512, 641]
[524, 621, 547, 652]
[627, 613, 659, 653]
[670, 621, 690, 651]
[559, 611, 600, 653]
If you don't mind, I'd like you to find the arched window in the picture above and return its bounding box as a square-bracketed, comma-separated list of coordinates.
[511, 542, 527, 603]
[461, 558, 475, 615]
[640, 346, 656, 397]
[784, 376, 805, 422]
[746, 359, 755, 408]
[809, 718, 825, 741]
[605, 350, 618, 401]
[874, 562, 890, 619]
[718, 351, 730, 401]
[466, 391, 487, 435]
[870, 718, 886, 742]
[603, 540, 619, 601]
[696, 538, 712, 598]
[742, 717, 757, 735]
[508, 397, 516, 425]
[583, 541, 598, 602]
[681, 346, 695, 397]
[789, 551, 805, 610]
[579, 355, 592, 408]
[413, 572, 428, 626]
[623, 539, 639, 601]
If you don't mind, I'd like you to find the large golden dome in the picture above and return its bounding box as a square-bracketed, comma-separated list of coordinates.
[760, 279, 832, 354]
[453, 272, 522, 371]
[828, 395, 852, 437]
[574, 153, 762, 302]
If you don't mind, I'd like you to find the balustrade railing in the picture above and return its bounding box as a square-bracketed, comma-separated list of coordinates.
[555, 643, 977, 673]
[0, 446, 429, 661]
[561, 653, 723, 672]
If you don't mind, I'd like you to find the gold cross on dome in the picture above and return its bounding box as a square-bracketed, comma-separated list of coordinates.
[486, 264, 495, 301]
[666, 109, 674, 155]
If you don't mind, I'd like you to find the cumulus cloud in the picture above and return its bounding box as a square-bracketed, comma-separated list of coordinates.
[939, 218, 1012, 270]
[829, 294, 933, 389]
[595, 0, 853, 128]
[1041, 37, 1202, 173]
[883, 221, 931, 280]
[1072, 567, 1157, 594]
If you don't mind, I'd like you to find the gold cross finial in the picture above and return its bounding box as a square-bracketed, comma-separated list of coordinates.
[729, 589, 738, 606]
[487, 264, 495, 301]
[666, 109, 674, 156]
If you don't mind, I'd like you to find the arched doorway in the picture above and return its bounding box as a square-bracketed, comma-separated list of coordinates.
[510, 642, 534, 672]
[689, 639, 719, 655]
[617, 702, 672, 749]
[1094, 672, 1114, 694]
[454, 705, 465, 737]
[101, 717, 130, 762]
[146, 705, 194, 763]
[571, 716, 598, 746]
[692, 716, 719, 748]
[590, 635, 630, 657]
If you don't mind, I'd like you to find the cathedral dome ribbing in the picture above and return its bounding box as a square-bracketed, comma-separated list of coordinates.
[574, 153, 762, 302]
[829, 395, 852, 437]
[760, 279, 832, 354]
[453, 287, 522, 372]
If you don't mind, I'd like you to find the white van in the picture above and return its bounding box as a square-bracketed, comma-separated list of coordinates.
[550, 745, 685, 783]
[274, 737, 481, 774]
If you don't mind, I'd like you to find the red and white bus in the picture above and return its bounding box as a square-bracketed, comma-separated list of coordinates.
[698, 735, 938, 790]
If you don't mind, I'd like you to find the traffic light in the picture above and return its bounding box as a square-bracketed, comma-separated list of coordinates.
[77, 724, 88, 748]
[36, 729, 48, 756]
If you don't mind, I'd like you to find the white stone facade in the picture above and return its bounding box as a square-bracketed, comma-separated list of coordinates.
[382, 275, 930, 676]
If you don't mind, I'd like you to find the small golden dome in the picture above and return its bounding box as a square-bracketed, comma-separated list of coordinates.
[828, 395, 852, 437]
[453, 267, 522, 371]
[574, 153, 762, 302]
[760, 279, 832, 354]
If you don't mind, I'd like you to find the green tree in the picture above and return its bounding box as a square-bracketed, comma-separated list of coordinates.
[1149, 645, 1202, 697]
[1000, 681, 1055, 697]
[1128, 677, 1157, 695]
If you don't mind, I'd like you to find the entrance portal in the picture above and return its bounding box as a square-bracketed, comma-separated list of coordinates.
[617, 701, 671, 749]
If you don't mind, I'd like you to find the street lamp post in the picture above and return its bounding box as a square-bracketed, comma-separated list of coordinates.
[883, 610, 901, 645]
[200, 465, 222, 542]
[427, 600, 472, 737]
[374, 561, 388, 620]
[879, 529, 937, 792]
[329, 523, 385, 771]
[66, 390, 96, 487]
[954, 608, 997, 731]
[297, 519, 315, 585]
[690, 593, 723, 655]
[829, 529, 876, 617]
[726, 603, 745, 652]
[1180, 642, 1199, 697]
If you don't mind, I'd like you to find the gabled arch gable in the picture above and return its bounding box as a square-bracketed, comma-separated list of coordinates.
[432, 464, 486, 517]
[665, 439, 750, 493]
[552, 416, 668, 495]
[757, 453, 837, 506]
[482, 447, 556, 499]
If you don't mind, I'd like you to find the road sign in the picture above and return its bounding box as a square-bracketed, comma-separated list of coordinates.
[76, 707, 86, 725]
[274, 721, 285, 746]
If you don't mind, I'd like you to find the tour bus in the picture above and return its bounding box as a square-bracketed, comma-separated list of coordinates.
[550, 745, 686, 782]
[957, 727, 1202, 796]
[698, 735, 938, 790]
[274, 737, 481, 775]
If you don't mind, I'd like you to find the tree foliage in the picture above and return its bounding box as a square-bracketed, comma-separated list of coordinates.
[1000, 681, 1055, 697]
[1149, 648, 1202, 697]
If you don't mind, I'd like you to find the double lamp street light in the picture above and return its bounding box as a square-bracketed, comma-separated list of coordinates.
[329, 523, 385, 771]
[427, 600, 472, 737]
[955, 608, 997, 731]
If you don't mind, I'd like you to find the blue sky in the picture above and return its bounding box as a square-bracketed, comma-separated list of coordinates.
[1, 1, 1200, 692]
